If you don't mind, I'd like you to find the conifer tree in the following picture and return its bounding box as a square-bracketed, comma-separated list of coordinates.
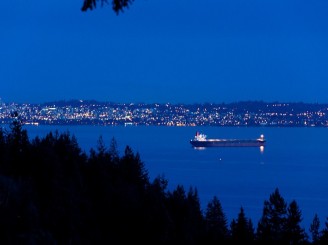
[309, 213, 320, 244]
[96, 135, 106, 156]
[166, 185, 188, 243]
[120, 145, 149, 188]
[256, 188, 287, 244]
[186, 187, 205, 244]
[284, 200, 308, 244]
[4, 112, 30, 177]
[231, 206, 255, 244]
[204, 196, 229, 244]
[108, 137, 119, 163]
[318, 217, 328, 244]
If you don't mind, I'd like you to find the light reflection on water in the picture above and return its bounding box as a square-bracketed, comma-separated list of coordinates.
[260, 145, 264, 154]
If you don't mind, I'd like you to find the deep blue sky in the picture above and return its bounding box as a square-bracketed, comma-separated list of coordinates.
[1, 0, 328, 104]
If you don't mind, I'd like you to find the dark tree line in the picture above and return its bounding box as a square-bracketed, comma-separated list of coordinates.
[0, 116, 328, 244]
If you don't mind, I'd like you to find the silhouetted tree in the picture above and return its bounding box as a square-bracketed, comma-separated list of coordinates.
[256, 188, 287, 245]
[29, 130, 86, 244]
[309, 213, 320, 244]
[284, 200, 308, 244]
[165, 185, 204, 244]
[185, 186, 206, 244]
[119, 145, 149, 189]
[166, 185, 189, 243]
[108, 137, 119, 163]
[81, 0, 134, 14]
[318, 217, 328, 245]
[230, 206, 255, 244]
[96, 135, 106, 156]
[143, 175, 172, 244]
[4, 111, 30, 177]
[204, 195, 230, 244]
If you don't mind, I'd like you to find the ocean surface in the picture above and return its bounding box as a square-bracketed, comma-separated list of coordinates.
[12, 125, 328, 231]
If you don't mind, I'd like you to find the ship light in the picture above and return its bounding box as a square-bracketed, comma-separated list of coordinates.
[260, 145, 264, 153]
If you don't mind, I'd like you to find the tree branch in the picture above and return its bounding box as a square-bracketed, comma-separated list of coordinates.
[81, 0, 134, 14]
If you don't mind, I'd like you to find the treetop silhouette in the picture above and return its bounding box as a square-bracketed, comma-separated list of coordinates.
[81, 0, 134, 14]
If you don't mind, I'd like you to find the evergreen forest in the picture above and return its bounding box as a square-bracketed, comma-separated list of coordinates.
[0, 116, 328, 244]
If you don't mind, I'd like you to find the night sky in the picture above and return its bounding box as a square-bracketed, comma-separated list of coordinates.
[2, 0, 328, 104]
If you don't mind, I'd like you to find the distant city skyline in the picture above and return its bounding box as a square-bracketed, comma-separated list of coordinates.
[2, 0, 328, 104]
[1, 100, 327, 128]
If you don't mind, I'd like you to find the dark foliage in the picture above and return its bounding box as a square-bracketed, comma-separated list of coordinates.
[256, 188, 311, 245]
[0, 117, 325, 244]
[310, 214, 320, 244]
[204, 196, 230, 244]
[231, 207, 255, 244]
[284, 200, 308, 244]
[81, 0, 134, 14]
[318, 218, 328, 245]
[256, 188, 288, 244]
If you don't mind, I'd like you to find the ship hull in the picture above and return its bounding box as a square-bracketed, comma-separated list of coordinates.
[190, 139, 265, 147]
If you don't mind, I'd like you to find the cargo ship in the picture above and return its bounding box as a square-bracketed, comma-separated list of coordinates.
[190, 132, 266, 147]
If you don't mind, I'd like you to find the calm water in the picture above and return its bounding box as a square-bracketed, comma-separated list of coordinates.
[20, 125, 328, 231]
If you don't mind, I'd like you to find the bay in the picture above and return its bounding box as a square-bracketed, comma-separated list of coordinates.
[22, 125, 328, 231]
